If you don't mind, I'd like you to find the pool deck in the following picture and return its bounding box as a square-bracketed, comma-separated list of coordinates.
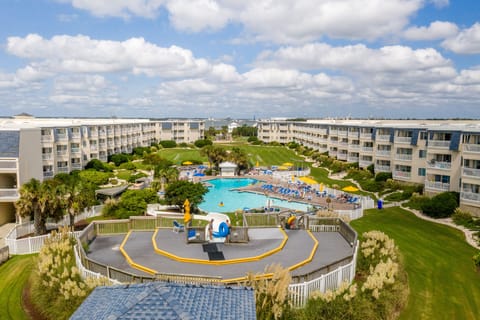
[87, 228, 353, 281]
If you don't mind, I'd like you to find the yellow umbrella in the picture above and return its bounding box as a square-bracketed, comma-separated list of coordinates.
[182, 161, 193, 165]
[283, 162, 294, 167]
[255, 161, 259, 167]
[277, 165, 289, 171]
[299, 176, 318, 185]
[183, 199, 192, 224]
[342, 186, 359, 192]
[319, 183, 325, 192]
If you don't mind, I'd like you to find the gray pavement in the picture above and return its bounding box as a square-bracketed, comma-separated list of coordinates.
[87, 228, 353, 281]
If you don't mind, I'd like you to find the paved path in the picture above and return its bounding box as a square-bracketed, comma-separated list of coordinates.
[0, 223, 15, 247]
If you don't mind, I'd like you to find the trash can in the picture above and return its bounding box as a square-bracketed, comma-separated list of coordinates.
[377, 199, 383, 210]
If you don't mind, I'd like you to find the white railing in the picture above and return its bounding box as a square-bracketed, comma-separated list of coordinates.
[347, 157, 359, 163]
[393, 171, 411, 179]
[0, 159, 17, 169]
[376, 134, 390, 141]
[348, 144, 360, 150]
[361, 147, 373, 153]
[42, 154, 53, 160]
[337, 153, 347, 160]
[394, 154, 413, 161]
[289, 244, 358, 307]
[460, 192, 480, 203]
[428, 140, 450, 148]
[395, 137, 412, 144]
[375, 165, 391, 172]
[359, 161, 372, 168]
[424, 181, 450, 191]
[376, 150, 391, 157]
[462, 167, 480, 178]
[5, 205, 103, 254]
[0, 189, 19, 198]
[463, 144, 480, 153]
[360, 133, 372, 140]
[427, 161, 451, 170]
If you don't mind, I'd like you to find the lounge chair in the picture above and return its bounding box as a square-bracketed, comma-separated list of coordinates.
[173, 220, 185, 233]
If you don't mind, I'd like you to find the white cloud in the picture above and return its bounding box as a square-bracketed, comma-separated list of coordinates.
[57, 0, 424, 43]
[403, 21, 458, 40]
[6, 34, 214, 78]
[53, 75, 108, 92]
[442, 23, 480, 54]
[55, 0, 165, 19]
[256, 43, 451, 73]
[429, 0, 449, 8]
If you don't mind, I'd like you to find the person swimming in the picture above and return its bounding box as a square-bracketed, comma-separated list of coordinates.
[219, 201, 224, 207]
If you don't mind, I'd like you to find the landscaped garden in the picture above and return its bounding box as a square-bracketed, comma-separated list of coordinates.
[2, 140, 480, 319]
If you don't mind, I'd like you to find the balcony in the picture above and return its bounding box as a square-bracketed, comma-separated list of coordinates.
[56, 150, 68, 156]
[338, 131, 348, 137]
[348, 144, 360, 150]
[56, 133, 68, 140]
[0, 160, 17, 170]
[99, 155, 108, 162]
[463, 144, 480, 153]
[43, 171, 54, 178]
[375, 165, 391, 172]
[71, 163, 82, 170]
[57, 167, 69, 173]
[42, 154, 53, 160]
[360, 133, 373, 140]
[460, 192, 480, 203]
[71, 133, 81, 139]
[427, 161, 452, 170]
[376, 134, 391, 141]
[395, 154, 413, 161]
[361, 147, 373, 153]
[462, 167, 480, 178]
[360, 160, 373, 168]
[395, 137, 412, 144]
[41, 135, 53, 142]
[0, 189, 19, 199]
[428, 140, 450, 148]
[71, 148, 80, 154]
[347, 156, 359, 162]
[393, 171, 411, 179]
[376, 150, 391, 157]
[424, 180, 450, 191]
[329, 151, 338, 157]
[337, 153, 348, 160]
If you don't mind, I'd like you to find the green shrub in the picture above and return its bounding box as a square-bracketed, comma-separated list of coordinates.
[366, 164, 375, 175]
[84, 159, 111, 172]
[78, 170, 112, 186]
[118, 161, 136, 170]
[375, 172, 392, 182]
[421, 192, 459, 218]
[473, 252, 480, 269]
[384, 191, 411, 202]
[403, 194, 430, 210]
[109, 153, 131, 166]
[159, 140, 177, 148]
[194, 139, 213, 148]
[178, 142, 188, 148]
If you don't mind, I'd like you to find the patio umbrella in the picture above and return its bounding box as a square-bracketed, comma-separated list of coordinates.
[283, 162, 294, 167]
[342, 185, 359, 192]
[299, 176, 318, 185]
[182, 161, 193, 165]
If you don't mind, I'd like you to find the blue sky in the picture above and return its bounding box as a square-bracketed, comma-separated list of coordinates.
[0, 0, 479, 119]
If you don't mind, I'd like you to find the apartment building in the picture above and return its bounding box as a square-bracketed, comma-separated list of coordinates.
[258, 119, 480, 216]
[0, 115, 204, 225]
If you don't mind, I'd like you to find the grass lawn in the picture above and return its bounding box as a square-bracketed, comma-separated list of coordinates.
[157, 148, 207, 165]
[0, 254, 36, 320]
[351, 207, 480, 320]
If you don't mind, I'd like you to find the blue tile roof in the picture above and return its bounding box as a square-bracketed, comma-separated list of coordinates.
[70, 282, 256, 320]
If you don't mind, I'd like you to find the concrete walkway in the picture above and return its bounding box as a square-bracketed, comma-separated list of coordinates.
[0, 223, 15, 247]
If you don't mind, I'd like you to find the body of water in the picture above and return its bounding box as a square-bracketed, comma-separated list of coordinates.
[198, 178, 309, 213]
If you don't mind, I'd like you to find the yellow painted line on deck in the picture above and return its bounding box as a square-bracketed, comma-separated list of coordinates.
[119, 231, 157, 275]
[151, 227, 288, 266]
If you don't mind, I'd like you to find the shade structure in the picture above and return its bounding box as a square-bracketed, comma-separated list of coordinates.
[277, 165, 289, 171]
[182, 161, 193, 165]
[298, 176, 318, 185]
[342, 185, 359, 192]
[282, 162, 294, 166]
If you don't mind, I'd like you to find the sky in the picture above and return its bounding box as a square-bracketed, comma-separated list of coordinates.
[0, 0, 480, 119]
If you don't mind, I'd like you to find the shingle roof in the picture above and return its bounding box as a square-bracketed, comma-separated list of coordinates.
[70, 282, 256, 320]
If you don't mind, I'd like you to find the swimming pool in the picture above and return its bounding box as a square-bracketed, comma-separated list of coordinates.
[198, 178, 310, 213]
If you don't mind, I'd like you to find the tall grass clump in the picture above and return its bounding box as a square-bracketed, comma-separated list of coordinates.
[299, 231, 408, 320]
[246, 264, 293, 320]
[31, 227, 110, 319]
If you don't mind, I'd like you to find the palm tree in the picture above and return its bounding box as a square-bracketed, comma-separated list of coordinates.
[15, 178, 44, 235]
[55, 173, 96, 228]
[228, 147, 249, 175]
[200, 145, 227, 170]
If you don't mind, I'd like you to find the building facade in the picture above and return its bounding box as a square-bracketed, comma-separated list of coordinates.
[0, 116, 204, 224]
[258, 119, 480, 216]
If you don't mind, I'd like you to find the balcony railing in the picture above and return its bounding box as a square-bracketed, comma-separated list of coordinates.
[376, 150, 391, 157]
[56, 133, 68, 140]
[71, 163, 82, 170]
[41, 135, 53, 142]
[360, 133, 372, 140]
[395, 137, 412, 144]
[337, 153, 348, 160]
[43, 171, 54, 178]
[462, 167, 480, 178]
[347, 156, 359, 162]
[361, 147, 373, 153]
[460, 192, 480, 203]
[359, 160, 373, 168]
[393, 171, 411, 179]
[42, 154, 53, 160]
[376, 134, 391, 141]
[348, 144, 360, 150]
[0, 189, 19, 198]
[71, 148, 80, 153]
[375, 165, 391, 172]
[463, 144, 480, 153]
[56, 150, 68, 156]
[395, 154, 413, 161]
[428, 140, 450, 148]
[338, 131, 348, 137]
[427, 161, 451, 170]
[329, 151, 337, 157]
[0, 160, 17, 169]
[57, 167, 69, 173]
[424, 180, 450, 191]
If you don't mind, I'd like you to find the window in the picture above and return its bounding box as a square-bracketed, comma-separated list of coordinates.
[419, 150, 427, 158]
[420, 131, 427, 140]
[418, 168, 426, 176]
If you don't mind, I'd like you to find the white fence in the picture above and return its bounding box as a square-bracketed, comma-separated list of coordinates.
[5, 205, 103, 255]
[289, 244, 358, 307]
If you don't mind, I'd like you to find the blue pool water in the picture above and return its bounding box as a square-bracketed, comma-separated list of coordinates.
[198, 178, 310, 213]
